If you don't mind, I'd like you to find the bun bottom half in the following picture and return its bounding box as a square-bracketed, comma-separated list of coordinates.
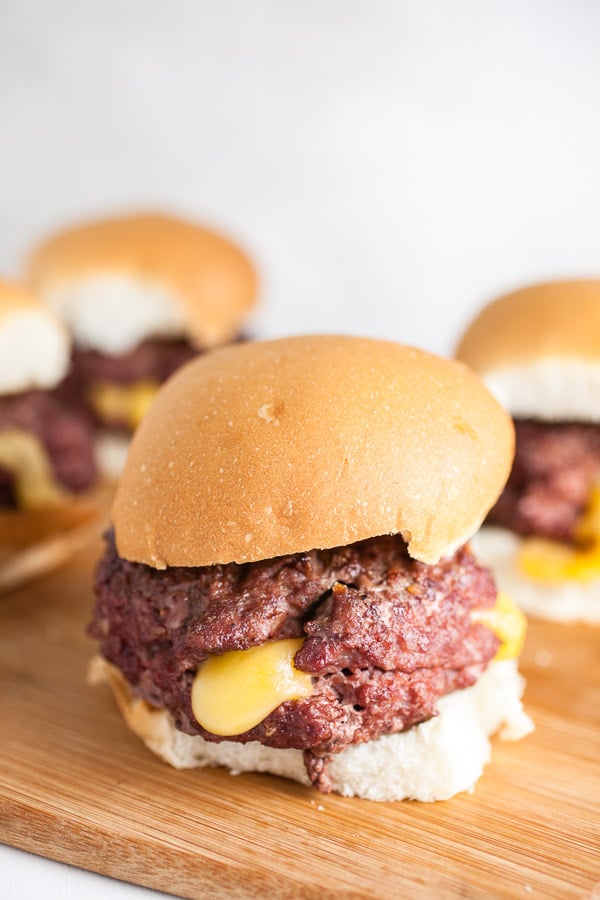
[472, 527, 600, 624]
[89, 656, 532, 803]
[0, 491, 108, 594]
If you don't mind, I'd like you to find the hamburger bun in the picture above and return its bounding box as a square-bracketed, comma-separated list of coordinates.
[26, 212, 258, 355]
[0, 490, 106, 594]
[90, 655, 532, 803]
[471, 526, 600, 623]
[0, 280, 70, 395]
[456, 280, 600, 421]
[112, 334, 515, 568]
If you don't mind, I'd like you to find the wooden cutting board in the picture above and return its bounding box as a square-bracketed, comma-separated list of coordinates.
[1, 532, 599, 900]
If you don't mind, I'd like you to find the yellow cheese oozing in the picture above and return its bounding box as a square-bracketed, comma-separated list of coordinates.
[191, 638, 313, 736]
[472, 591, 526, 661]
[518, 485, 600, 583]
[0, 428, 65, 509]
[88, 380, 158, 430]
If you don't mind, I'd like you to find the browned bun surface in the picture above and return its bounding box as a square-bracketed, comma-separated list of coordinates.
[112, 335, 514, 568]
[26, 212, 258, 347]
[0, 279, 43, 318]
[456, 280, 600, 373]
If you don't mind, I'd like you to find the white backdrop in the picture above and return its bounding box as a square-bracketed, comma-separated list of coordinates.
[2, 2, 600, 897]
[2, 1, 600, 359]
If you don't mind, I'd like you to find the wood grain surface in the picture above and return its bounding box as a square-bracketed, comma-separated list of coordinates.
[1, 533, 599, 899]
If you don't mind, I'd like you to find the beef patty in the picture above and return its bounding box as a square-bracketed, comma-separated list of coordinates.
[0, 390, 97, 507]
[68, 338, 199, 386]
[488, 420, 600, 542]
[91, 532, 500, 790]
[55, 338, 200, 433]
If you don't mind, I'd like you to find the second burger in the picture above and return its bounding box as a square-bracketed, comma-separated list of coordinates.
[26, 211, 258, 475]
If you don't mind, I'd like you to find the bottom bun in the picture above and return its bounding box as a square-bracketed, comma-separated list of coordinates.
[89, 656, 533, 802]
[472, 527, 600, 624]
[0, 490, 108, 594]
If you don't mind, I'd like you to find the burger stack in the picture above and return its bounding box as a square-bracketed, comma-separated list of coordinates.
[25, 211, 258, 475]
[88, 335, 532, 801]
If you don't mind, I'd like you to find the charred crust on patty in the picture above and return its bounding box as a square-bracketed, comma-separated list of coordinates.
[90, 531, 500, 787]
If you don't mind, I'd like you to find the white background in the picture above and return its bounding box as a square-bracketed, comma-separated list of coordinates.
[2, 2, 600, 898]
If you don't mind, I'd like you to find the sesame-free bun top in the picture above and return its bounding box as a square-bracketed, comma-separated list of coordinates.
[0, 280, 70, 395]
[25, 212, 258, 355]
[113, 335, 514, 568]
[456, 281, 600, 421]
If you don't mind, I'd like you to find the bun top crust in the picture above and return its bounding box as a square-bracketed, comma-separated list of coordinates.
[456, 281, 600, 421]
[0, 280, 70, 394]
[26, 212, 258, 348]
[113, 335, 514, 568]
[0, 280, 38, 318]
[456, 281, 600, 371]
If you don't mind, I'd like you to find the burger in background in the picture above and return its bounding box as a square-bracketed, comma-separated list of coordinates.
[26, 211, 258, 476]
[90, 335, 532, 802]
[456, 280, 600, 623]
[0, 280, 99, 592]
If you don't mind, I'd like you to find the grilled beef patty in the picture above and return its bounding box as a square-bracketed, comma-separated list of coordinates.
[488, 420, 600, 542]
[91, 532, 499, 790]
[0, 390, 97, 507]
[68, 338, 199, 386]
[55, 338, 200, 433]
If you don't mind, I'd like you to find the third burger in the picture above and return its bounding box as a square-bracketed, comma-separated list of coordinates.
[457, 280, 600, 623]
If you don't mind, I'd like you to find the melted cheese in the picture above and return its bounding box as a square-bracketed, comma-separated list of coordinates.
[518, 485, 600, 583]
[0, 428, 65, 509]
[191, 638, 313, 736]
[472, 591, 526, 661]
[518, 539, 600, 582]
[575, 485, 600, 542]
[88, 380, 158, 430]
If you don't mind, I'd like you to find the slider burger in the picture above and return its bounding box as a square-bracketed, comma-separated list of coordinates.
[0, 280, 98, 591]
[89, 335, 532, 801]
[456, 280, 600, 622]
[26, 212, 257, 474]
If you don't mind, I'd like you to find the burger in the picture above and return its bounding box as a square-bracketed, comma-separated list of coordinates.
[456, 280, 600, 623]
[0, 279, 99, 591]
[26, 211, 258, 475]
[89, 335, 532, 801]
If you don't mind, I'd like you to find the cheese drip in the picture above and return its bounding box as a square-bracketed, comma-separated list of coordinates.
[191, 589, 526, 738]
[518, 485, 600, 582]
[191, 638, 313, 736]
[472, 591, 526, 661]
[0, 428, 65, 509]
[88, 380, 158, 430]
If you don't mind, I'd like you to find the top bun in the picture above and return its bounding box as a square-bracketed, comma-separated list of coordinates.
[0, 280, 70, 395]
[113, 335, 514, 568]
[456, 281, 600, 422]
[25, 212, 258, 355]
